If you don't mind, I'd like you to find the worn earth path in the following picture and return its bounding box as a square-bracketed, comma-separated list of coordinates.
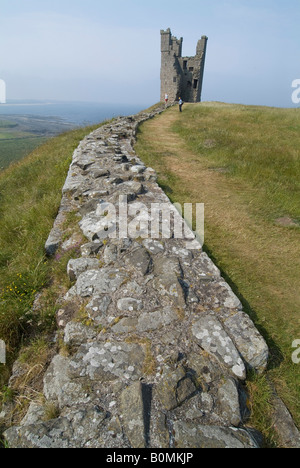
[3, 105, 270, 448]
[136, 105, 300, 448]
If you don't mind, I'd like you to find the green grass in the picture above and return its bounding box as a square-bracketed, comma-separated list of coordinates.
[0, 122, 104, 385]
[0, 136, 48, 169]
[172, 102, 300, 223]
[135, 102, 300, 444]
[0, 118, 45, 169]
[0, 120, 18, 129]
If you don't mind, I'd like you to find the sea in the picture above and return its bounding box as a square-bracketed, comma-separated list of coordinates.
[0, 100, 149, 126]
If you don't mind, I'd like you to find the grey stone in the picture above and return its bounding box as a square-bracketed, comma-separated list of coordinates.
[43, 355, 71, 407]
[4, 406, 108, 449]
[62, 171, 87, 195]
[124, 181, 145, 195]
[64, 321, 97, 346]
[149, 411, 170, 448]
[103, 244, 118, 264]
[61, 233, 82, 252]
[156, 366, 197, 411]
[121, 280, 144, 296]
[124, 246, 151, 276]
[119, 382, 145, 448]
[271, 391, 300, 448]
[187, 351, 224, 385]
[223, 311, 269, 374]
[62, 405, 108, 447]
[74, 158, 95, 171]
[112, 317, 138, 334]
[80, 241, 103, 257]
[172, 422, 260, 449]
[4, 419, 71, 448]
[93, 169, 110, 178]
[110, 177, 124, 185]
[117, 297, 143, 312]
[191, 314, 246, 380]
[217, 378, 242, 427]
[79, 209, 117, 241]
[45, 227, 62, 257]
[137, 307, 178, 333]
[79, 199, 100, 217]
[199, 393, 214, 414]
[144, 167, 157, 182]
[130, 165, 146, 174]
[67, 258, 100, 282]
[143, 239, 164, 255]
[85, 189, 109, 199]
[76, 268, 128, 298]
[20, 402, 46, 427]
[118, 192, 138, 203]
[153, 256, 185, 307]
[219, 281, 243, 310]
[86, 295, 112, 324]
[68, 341, 145, 382]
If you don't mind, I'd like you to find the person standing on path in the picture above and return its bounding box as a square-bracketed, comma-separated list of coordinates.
[165, 94, 169, 107]
[179, 98, 183, 112]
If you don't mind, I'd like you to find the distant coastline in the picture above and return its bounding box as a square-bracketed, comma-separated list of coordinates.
[0, 100, 149, 170]
[0, 100, 148, 126]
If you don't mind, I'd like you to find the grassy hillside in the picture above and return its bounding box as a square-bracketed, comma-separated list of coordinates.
[135, 102, 300, 443]
[0, 137, 49, 170]
[1, 102, 299, 445]
[0, 116, 75, 170]
[0, 122, 103, 389]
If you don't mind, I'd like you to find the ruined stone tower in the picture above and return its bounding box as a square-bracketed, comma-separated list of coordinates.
[160, 29, 208, 103]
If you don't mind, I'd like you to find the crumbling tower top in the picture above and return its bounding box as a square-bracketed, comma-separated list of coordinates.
[160, 29, 208, 103]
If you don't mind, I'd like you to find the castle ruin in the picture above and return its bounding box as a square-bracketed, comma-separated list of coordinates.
[160, 29, 208, 103]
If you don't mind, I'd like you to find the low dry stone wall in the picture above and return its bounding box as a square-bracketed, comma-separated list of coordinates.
[4, 106, 269, 448]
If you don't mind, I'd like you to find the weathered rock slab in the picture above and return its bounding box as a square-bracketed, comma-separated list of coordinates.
[191, 313, 246, 380]
[68, 341, 145, 382]
[223, 311, 269, 374]
[173, 422, 260, 449]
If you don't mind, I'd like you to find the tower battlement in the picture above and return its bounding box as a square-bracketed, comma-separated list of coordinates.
[160, 29, 208, 103]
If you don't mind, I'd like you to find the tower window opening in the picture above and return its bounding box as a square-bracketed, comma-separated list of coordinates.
[193, 79, 198, 89]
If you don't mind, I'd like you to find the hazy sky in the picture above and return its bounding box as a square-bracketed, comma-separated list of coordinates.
[1, 0, 300, 107]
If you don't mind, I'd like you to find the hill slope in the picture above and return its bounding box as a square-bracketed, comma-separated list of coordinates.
[0, 102, 299, 447]
[0, 115, 76, 170]
[0, 123, 103, 379]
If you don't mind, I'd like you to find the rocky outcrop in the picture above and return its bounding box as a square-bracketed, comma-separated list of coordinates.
[4, 106, 269, 448]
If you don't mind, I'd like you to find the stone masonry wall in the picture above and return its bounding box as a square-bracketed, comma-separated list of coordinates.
[160, 29, 208, 103]
[4, 106, 269, 448]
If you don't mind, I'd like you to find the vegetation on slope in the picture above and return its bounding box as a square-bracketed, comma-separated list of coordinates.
[0, 122, 102, 390]
[0, 116, 75, 170]
[135, 102, 300, 445]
